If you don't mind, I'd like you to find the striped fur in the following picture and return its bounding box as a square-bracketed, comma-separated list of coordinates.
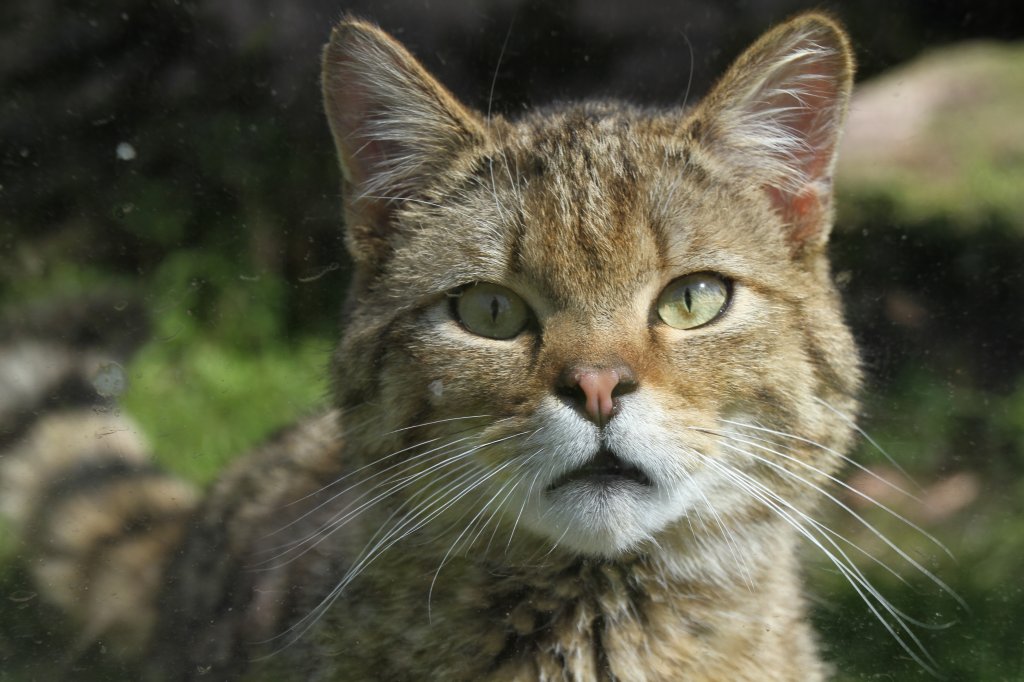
[0, 297, 198, 659]
[2, 14, 882, 681]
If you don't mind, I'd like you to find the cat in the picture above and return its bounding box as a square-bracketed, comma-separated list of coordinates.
[1, 11, 868, 681]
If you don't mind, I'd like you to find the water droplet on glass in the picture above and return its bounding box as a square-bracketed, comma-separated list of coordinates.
[92, 362, 128, 398]
[116, 142, 137, 161]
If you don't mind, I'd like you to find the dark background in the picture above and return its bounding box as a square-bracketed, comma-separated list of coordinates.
[2, 0, 1022, 333]
[2, 1, 1023, 680]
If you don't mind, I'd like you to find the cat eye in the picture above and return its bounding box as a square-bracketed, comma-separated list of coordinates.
[453, 282, 531, 339]
[656, 273, 729, 329]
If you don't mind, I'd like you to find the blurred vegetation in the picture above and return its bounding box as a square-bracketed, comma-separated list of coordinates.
[813, 64, 1024, 671]
[3, 1, 1024, 680]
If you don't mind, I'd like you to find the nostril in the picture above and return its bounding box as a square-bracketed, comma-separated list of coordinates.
[555, 375, 587, 407]
[611, 374, 638, 399]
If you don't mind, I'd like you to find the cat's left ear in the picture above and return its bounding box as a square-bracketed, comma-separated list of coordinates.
[690, 14, 854, 252]
[321, 19, 486, 264]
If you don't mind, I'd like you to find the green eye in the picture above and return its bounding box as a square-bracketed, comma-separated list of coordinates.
[454, 282, 530, 339]
[656, 274, 729, 329]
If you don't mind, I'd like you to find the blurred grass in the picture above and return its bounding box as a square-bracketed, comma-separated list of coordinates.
[807, 370, 1024, 680]
[123, 335, 330, 483]
[838, 42, 1024, 233]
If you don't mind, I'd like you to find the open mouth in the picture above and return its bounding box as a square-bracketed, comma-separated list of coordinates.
[547, 447, 652, 491]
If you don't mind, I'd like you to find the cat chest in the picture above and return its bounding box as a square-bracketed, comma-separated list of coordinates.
[440, 570, 719, 682]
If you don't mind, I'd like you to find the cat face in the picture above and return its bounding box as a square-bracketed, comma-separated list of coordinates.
[323, 16, 861, 559]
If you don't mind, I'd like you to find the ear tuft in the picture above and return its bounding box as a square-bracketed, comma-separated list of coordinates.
[321, 19, 484, 222]
[692, 14, 854, 250]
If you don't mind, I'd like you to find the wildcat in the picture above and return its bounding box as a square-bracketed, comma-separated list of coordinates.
[1, 12, 865, 681]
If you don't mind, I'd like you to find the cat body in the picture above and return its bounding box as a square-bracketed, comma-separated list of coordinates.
[1, 13, 860, 681]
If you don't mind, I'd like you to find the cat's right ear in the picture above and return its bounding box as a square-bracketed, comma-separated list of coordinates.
[322, 19, 486, 263]
[687, 14, 854, 255]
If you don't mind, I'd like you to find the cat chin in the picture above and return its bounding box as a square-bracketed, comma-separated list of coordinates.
[521, 481, 684, 556]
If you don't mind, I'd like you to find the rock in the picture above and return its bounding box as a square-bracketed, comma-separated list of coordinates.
[837, 41, 1024, 231]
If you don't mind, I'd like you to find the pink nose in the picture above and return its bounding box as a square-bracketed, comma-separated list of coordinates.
[556, 365, 638, 426]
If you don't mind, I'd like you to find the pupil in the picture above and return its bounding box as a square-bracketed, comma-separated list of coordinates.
[490, 296, 500, 322]
[683, 287, 693, 311]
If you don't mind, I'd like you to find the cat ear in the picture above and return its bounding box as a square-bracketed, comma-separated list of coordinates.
[690, 14, 854, 251]
[321, 19, 486, 260]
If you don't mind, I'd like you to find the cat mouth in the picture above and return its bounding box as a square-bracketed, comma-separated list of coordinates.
[547, 448, 652, 491]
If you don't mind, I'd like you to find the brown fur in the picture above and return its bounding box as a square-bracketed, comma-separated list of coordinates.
[2, 13, 862, 681]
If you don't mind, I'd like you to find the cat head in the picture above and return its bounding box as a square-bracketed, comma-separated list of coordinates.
[321, 14, 861, 560]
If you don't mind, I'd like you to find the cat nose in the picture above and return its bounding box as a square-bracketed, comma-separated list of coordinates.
[555, 364, 638, 426]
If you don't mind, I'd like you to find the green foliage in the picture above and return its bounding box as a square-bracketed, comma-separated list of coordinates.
[109, 242, 332, 483]
[123, 334, 329, 483]
[0, 260, 330, 679]
[862, 370, 1024, 475]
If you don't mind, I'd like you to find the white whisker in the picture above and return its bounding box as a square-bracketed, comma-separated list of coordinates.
[703, 424, 950, 559]
[506, 460, 543, 554]
[262, 432, 480, 546]
[813, 397, 918, 488]
[700, 456, 943, 675]
[716, 418, 918, 502]
[709, 433, 961, 605]
[427, 458, 525, 620]
[257, 430, 532, 567]
[686, 467, 756, 591]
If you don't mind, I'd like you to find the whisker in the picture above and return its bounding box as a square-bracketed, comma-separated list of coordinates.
[257, 430, 532, 566]
[332, 462, 515, 613]
[357, 194, 444, 208]
[709, 433, 961, 605]
[506, 458, 544, 554]
[427, 458, 525, 620]
[716, 418, 918, 502]
[275, 415, 502, 515]
[256, 455, 479, 569]
[479, 454, 541, 557]
[484, 13, 516, 225]
[478, 462, 534, 556]
[813, 397, 919, 489]
[256, 464, 489, 655]
[267, 421, 521, 546]
[386, 414, 499, 436]
[265, 431, 480, 541]
[256, 430, 534, 652]
[700, 456, 943, 675]
[702, 425, 950, 559]
[678, 29, 696, 110]
[687, 468, 756, 591]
